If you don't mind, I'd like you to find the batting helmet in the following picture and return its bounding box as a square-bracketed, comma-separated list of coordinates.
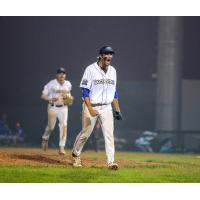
[99, 46, 115, 55]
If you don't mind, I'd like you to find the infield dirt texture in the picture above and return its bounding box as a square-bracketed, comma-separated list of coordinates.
[1, 147, 200, 183]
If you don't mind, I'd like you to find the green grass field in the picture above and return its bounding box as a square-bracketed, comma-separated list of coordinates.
[1, 148, 200, 183]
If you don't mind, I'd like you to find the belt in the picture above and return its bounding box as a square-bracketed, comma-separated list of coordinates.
[91, 103, 108, 107]
[51, 104, 64, 107]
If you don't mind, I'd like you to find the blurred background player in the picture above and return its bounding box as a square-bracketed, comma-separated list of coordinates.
[72, 46, 122, 169]
[41, 67, 73, 155]
[0, 113, 12, 145]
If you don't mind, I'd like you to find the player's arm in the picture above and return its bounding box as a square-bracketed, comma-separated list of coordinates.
[112, 71, 121, 112]
[82, 88, 99, 117]
[112, 91, 121, 112]
[112, 91, 123, 120]
[41, 94, 51, 101]
[62, 82, 73, 99]
[41, 94, 58, 103]
[80, 68, 98, 117]
[41, 84, 58, 103]
[112, 99, 121, 112]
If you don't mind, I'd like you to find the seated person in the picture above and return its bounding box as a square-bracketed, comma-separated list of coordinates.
[0, 113, 12, 144]
[14, 122, 25, 144]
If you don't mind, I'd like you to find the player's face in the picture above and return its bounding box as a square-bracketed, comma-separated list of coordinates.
[101, 53, 113, 67]
[56, 72, 66, 83]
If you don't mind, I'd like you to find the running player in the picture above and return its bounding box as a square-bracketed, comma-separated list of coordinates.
[41, 67, 72, 155]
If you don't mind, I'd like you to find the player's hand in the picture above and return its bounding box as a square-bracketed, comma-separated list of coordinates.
[89, 108, 99, 117]
[52, 97, 58, 102]
[113, 109, 123, 120]
[50, 97, 58, 103]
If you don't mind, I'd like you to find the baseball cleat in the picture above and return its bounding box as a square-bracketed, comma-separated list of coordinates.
[41, 139, 48, 151]
[108, 162, 119, 170]
[59, 146, 66, 155]
[72, 155, 83, 167]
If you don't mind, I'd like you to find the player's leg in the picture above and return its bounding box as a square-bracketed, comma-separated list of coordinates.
[72, 105, 97, 156]
[57, 107, 68, 155]
[72, 104, 98, 166]
[100, 107, 118, 170]
[42, 108, 57, 150]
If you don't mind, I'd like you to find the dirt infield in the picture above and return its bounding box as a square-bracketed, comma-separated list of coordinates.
[0, 147, 179, 168]
[0, 148, 134, 167]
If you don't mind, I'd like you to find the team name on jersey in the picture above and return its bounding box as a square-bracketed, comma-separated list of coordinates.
[94, 79, 115, 85]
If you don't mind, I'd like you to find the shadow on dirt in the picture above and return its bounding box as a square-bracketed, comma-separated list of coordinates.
[10, 154, 72, 166]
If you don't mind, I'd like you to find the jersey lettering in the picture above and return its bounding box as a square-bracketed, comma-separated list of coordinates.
[94, 79, 115, 85]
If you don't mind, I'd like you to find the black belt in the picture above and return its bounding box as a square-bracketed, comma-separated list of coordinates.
[51, 104, 64, 107]
[91, 103, 108, 107]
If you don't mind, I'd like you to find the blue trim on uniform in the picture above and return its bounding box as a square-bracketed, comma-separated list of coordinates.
[81, 88, 90, 97]
[114, 91, 118, 99]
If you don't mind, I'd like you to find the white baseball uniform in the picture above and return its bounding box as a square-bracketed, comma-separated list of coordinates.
[42, 79, 72, 147]
[72, 62, 117, 164]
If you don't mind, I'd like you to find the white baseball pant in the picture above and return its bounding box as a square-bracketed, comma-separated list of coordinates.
[72, 103, 115, 164]
[42, 105, 68, 147]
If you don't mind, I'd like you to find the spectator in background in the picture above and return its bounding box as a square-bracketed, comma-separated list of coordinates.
[0, 113, 12, 144]
[12, 122, 25, 145]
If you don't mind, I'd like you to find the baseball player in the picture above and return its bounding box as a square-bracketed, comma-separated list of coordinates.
[41, 67, 73, 155]
[72, 46, 122, 170]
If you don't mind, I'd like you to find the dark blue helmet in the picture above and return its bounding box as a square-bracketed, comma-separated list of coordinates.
[99, 46, 115, 55]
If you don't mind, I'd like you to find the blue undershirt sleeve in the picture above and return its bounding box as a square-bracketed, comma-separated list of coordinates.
[81, 87, 90, 98]
[114, 91, 119, 99]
